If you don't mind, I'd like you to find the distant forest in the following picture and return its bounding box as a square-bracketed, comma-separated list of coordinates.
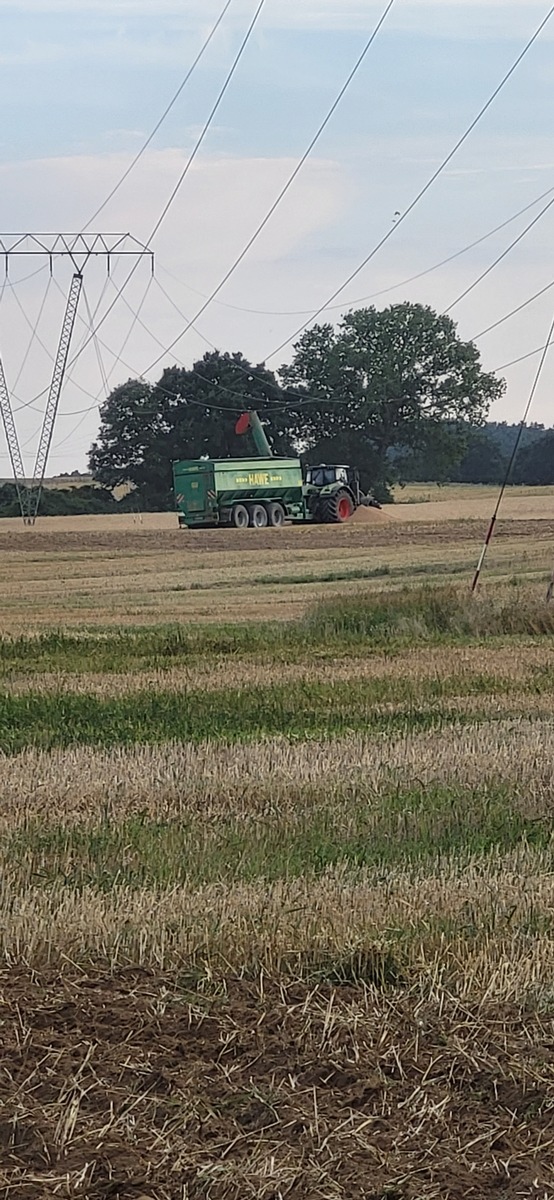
[0, 421, 552, 520]
[402, 422, 554, 487]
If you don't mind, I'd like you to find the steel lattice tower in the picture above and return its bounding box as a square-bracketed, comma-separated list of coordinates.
[0, 234, 154, 525]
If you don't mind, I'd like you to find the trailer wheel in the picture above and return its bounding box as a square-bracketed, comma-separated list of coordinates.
[249, 503, 269, 528]
[267, 502, 285, 528]
[231, 503, 249, 528]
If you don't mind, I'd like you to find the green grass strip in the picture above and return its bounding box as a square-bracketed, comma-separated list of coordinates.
[1, 671, 553, 753]
[8, 782, 552, 890]
[0, 585, 553, 678]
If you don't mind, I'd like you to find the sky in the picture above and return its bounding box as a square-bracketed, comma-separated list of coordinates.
[0, 0, 553, 472]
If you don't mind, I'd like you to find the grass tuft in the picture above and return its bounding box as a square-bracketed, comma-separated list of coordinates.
[305, 584, 554, 641]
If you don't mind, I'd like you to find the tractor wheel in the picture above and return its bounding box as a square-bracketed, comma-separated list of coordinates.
[231, 503, 249, 529]
[319, 489, 354, 524]
[249, 503, 269, 528]
[267, 502, 285, 528]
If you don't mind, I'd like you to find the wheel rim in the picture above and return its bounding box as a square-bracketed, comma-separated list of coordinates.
[338, 496, 352, 520]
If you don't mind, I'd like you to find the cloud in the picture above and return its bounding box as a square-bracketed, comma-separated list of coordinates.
[0, 1, 549, 74]
[0, 146, 345, 261]
[0, 146, 348, 469]
[0, 0, 547, 31]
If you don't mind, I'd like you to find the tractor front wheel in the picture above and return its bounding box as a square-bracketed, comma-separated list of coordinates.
[319, 489, 354, 524]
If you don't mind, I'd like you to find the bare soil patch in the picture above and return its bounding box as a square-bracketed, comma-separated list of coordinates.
[1, 517, 553, 556]
[1, 967, 553, 1199]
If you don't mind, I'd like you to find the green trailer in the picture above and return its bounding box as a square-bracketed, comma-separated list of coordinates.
[173, 456, 306, 528]
[173, 410, 381, 529]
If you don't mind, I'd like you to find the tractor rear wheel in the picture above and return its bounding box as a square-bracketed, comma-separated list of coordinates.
[249, 503, 269, 528]
[231, 503, 249, 528]
[319, 489, 354, 524]
[267, 502, 285, 527]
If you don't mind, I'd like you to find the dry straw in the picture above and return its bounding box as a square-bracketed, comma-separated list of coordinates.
[0, 717, 551, 829]
[1, 845, 554, 1003]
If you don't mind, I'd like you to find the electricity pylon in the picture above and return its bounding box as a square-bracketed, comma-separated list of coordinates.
[0, 234, 154, 525]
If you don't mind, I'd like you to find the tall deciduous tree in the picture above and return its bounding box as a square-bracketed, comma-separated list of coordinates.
[89, 306, 505, 508]
[89, 378, 162, 500]
[89, 352, 288, 508]
[280, 303, 505, 498]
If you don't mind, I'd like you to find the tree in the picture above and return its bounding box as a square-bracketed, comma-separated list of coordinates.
[280, 304, 505, 498]
[89, 352, 288, 509]
[487, 421, 545, 461]
[89, 378, 161, 501]
[450, 428, 508, 485]
[513, 430, 554, 485]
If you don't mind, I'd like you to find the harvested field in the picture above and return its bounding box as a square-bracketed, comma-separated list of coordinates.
[1, 491, 554, 1195]
[4, 969, 554, 1200]
[1, 515, 554, 553]
[4, 638, 552, 695]
[0, 500, 553, 632]
[393, 481, 554, 522]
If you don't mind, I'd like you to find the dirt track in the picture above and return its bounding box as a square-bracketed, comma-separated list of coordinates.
[1, 518, 554, 556]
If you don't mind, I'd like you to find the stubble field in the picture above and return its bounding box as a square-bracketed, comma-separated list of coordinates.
[2, 488, 554, 1198]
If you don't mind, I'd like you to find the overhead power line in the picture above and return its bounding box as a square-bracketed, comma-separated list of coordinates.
[261, 1, 554, 362]
[492, 338, 554, 373]
[158, 181, 554, 317]
[101, 171, 554, 412]
[472, 304, 554, 592]
[73, 0, 550, 415]
[137, 0, 398, 375]
[29, 5, 554, 455]
[82, 284, 111, 402]
[151, 171, 554, 396]
[32, 0, 388, 427]
[445, 193, 554, 314]
[9, 274, 53, 393]
[22, 0, 268, 413]
[79, 168, 554, 418]
[32, 0, 553, 443]
[82, 0, 234, 229]
[148, 0, 267, 244]
[472, 275, 554, 340]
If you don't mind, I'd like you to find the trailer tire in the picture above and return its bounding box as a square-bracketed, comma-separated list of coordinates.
[231, 503, 250, 529]
[267, 502, 285, 528]
[249, 503, 269, 528]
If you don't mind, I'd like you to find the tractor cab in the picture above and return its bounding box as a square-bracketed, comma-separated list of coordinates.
[305, 464, 361, 501]
[303, 463, 363, 524]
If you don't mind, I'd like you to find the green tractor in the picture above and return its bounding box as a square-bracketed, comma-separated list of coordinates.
[304, 463, 378, 524]
[239, 412, 381, 523]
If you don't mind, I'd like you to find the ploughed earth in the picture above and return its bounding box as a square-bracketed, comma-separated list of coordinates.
[1, 517, 554, 556]
[1, 967, 553, 1199]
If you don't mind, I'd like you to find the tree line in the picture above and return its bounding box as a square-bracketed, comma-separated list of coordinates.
[30, 299, 546, 514]
[89, 302, 507, 509]
[404, 421, 554, 487]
